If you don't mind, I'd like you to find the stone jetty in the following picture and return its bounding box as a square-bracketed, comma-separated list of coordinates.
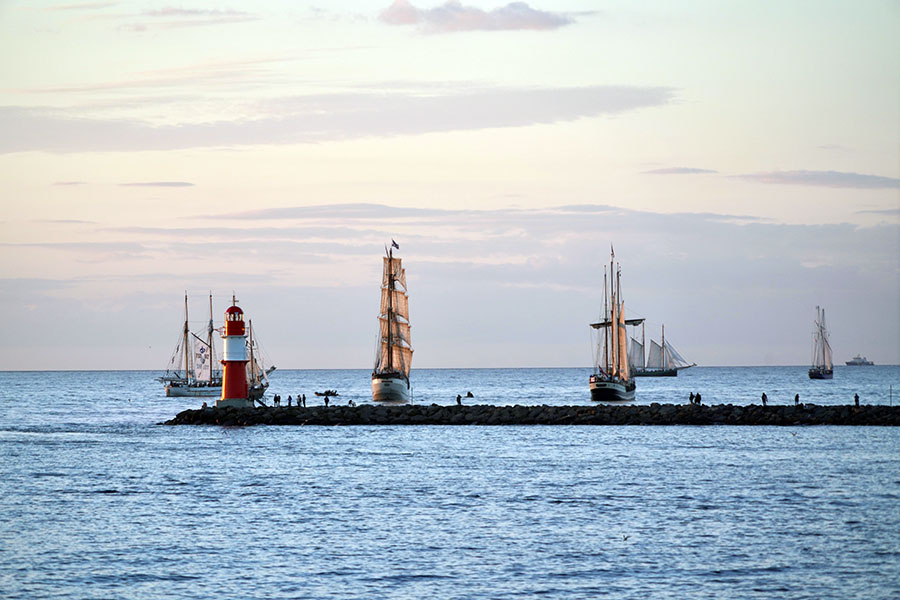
[164, 403, 900, 427]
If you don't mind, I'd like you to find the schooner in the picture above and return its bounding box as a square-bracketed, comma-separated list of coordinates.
[372, 241, 413, 402]
[808, 305, 833, 380]
[589, 248, 638, 401]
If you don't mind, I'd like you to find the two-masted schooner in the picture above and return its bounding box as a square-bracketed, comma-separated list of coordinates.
[158, 293, 275, 398]
[808, 305, 833, 380]
[372, 241, 413, 402]
[589, 248, 638, 402]
[630, 323, 696, 377]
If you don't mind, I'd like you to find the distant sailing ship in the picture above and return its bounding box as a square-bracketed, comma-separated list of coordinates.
[808, 305, 833, 380]
[158, 293, 275, 398]
[589, 248, 637, 402]
[372, 241, 413, 403]
[630, 323, 696, 377]
[846, 354, 874, 366]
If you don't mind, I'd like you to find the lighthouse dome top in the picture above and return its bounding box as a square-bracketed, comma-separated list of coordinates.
[225, 305, 244, 321]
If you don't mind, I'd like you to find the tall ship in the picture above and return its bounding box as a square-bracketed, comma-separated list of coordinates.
[589, 248, 637, 401]
[372, 241, 413, 402]
[158, 293, 274, 398]
[808, 305, 833, 380]
[846, 354, 874, 366]
[630, 323, 696, 377]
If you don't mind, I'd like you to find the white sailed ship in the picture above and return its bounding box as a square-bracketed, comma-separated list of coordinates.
[589, 248, 637, 402]
[630, 324, 696, 377]
[808, 305, 833, 380]
[159, 293, 275, 398]
[372, 242, 413, 403]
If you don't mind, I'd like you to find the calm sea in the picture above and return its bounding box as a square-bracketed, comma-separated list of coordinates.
[1, 367, 899, 599]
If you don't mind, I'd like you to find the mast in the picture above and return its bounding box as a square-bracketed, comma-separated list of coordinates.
[641, 320, 646, 370]
[248, 319, 257, 384]
[207, 292, 214, 383]
[662, 324, 667, 369]
[183, 292, 190, 381]
[387, 247, 394, 373]
[602, 265, 609, 373]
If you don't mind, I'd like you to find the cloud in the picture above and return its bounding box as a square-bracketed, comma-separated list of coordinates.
[738, 170, 900, 189]
[380, 1, 575, 33]
[121, 7, 258, 31]
[0, 85, 673, 153]
[642, 167, 718, 175]
[119, 181, 194, 187]
[46, 2, 117, 10]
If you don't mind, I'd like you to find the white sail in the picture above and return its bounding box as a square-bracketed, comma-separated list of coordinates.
[380, 288, 409, 321]
[628, 337, 644, 371]
[646, 340, 664, 369]
[664, 341, 691, 369]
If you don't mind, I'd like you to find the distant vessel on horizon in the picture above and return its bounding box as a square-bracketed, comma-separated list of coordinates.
[629, 323, 696, 377]
[808, 305, 833, 380]
[372, 241, 413, 403]
[158, 293, 274, 398]
[846, 354, 874, 366]
[589, 247, 636, 402]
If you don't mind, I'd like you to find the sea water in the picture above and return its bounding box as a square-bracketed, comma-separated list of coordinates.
[1, 367, 899, 599]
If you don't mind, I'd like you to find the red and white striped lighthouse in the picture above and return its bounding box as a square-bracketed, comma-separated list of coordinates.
[216, 299, 252, 408]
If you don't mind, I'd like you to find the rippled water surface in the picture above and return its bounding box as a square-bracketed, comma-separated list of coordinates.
[1, 368, 899, 599]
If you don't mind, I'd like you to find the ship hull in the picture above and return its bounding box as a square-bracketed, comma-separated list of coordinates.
[165, 383, 221, 398]
[589, 376, 635, 402]
[372, 373, 411, 403]
[808, 368, 833, 380]
[633, 368, 678, 377]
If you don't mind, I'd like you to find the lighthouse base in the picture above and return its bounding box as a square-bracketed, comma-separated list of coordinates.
[216, 397, 255, 409]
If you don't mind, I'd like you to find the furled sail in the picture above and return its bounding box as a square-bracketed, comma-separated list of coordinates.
[617, 301, 629, 380]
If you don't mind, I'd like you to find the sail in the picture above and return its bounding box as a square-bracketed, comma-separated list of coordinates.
[628, 337, 644, 371]
[664, 341, 691, 369]
[646, 340, 664, 369]
[379, 318, 411, 347]
[380, 288, 409, 320]
[617, 301, 629, 380]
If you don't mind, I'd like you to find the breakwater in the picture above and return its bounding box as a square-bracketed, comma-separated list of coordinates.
[165, 403, 900, 426]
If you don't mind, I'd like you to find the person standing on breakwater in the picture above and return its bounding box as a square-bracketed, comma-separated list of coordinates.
[302, 394, 306, 407]
[324, 395, 330, 407]
[287, 395, 292, 407]
[689, 392, 695, 404]
[795, 393, 800, 406]
[457, 394, 462, 405]
[695, 392, 701, 404]
[761, 392, 767, 407]
[855, 393, 859, 407]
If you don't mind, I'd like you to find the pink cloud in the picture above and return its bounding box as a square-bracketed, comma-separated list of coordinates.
[379, 0, 574, 33]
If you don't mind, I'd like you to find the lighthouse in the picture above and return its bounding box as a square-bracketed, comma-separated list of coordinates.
[216, 299, 252, 408]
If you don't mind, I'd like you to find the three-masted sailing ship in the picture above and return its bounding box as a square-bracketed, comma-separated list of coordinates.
[372, 241, 413, 402]
[630, 323, 696, 377]
[589, 248, 638, 401]
[158, 293, 275, 398]
[808, 305, 833, 380]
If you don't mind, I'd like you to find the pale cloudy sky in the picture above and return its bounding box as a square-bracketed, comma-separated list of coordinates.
[0, 0, 897, 370]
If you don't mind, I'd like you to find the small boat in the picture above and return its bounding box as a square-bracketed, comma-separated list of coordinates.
[846, 354, 874, 366]
[372, 241, 413, 403]
[314, 390, 339, 397]
[159, 293, 274, 398]
[630, 323, 696, 377]
[589, 247, 636, 401]
[808, 305, 833, 380]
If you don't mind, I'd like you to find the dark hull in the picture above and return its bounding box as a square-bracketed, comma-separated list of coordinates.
[633, 368, 678, 377]
[589, 375, 635, 402]
[808, 368, 833, 380]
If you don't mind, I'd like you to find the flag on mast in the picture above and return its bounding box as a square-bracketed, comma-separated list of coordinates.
[391, 239, 400, 250]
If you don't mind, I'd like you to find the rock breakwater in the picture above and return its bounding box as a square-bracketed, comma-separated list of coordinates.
[164, 403, 900, 427]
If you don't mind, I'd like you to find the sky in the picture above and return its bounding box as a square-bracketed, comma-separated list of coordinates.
[0, 0, 898, 370]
